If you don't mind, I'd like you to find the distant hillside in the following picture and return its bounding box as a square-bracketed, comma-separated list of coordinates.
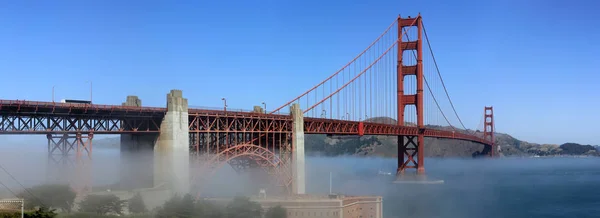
[92, 137, 120, 148]
[305, 117, 599, 158]
[93, 118, 598, 158]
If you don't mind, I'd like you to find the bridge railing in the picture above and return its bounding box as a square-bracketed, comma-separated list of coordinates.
[0, 100, 294, 115]
[0, 99, 166, 112]
[188, 105, 290, 115]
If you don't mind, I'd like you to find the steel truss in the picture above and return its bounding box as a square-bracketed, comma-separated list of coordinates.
[483, 107, 495, 157]
[46, 133, 93, 194]
[304, 118, 490, 144]
[0, 115, 160, 134]
[397, 15, 425, 175]
[188, 113, 293, 198]
[304, 118, 419, 136]
[397, 135, 419, 174]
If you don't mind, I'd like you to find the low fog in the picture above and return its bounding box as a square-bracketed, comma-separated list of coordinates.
[1, 135, 600, 218]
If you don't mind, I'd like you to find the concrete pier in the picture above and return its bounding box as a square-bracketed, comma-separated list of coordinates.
[120, 96, 157, 189]
[154, 90, 190, 194]
[253, 105, 265, 113]
[290, 103, 306, 195]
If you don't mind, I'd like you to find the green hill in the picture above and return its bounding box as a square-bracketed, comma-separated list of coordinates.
[92, 117, 598, 157]
[302, 117, 598, 158]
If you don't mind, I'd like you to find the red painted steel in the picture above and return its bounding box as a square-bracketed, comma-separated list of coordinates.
[416, 15, 425, 174]
[0, 15, 496, 196]
[0, 99, 492, 145]
[46, 133, 93, 194]
[269, 19, 400, 115]
[358, 122, 364, 136]
[0, 100, 166, 114]
[302, 37, 402, 114]
[303, 118, 490, 145]
[397, 14, 425, 175]
[188, 111, 294, 196]
[0, 115, 161, 134]
[192, 143, 291, 199]
[483, 106, 495, 157]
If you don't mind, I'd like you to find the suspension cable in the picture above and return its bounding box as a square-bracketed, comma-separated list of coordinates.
[422, 22, 468, 130]
[270, 19, 399, 114]
[403, 28, 455, 131]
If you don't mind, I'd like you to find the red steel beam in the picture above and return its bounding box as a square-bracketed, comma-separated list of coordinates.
[0, 99, 166, 114]
[1, 99, 493, 146]
[304, 117, 492, 146]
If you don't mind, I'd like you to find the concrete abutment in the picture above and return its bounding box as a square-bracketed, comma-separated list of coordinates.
[119, 92, 191, 195]
[290, 103, 306, 195]
[154, 90, 190, 195]
[120, 95, 157, 190]
[119, 92, 306, 199]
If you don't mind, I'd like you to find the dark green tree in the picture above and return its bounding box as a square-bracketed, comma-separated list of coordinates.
[25, 207, 57, 218]
[265, 205, 287, 218]
[225, 196, 262, 218]
[78, 194, 126, 215]
[127, 193, 147, 214]
[0, 207, 57, 218]
[195, 200, 224, 218]
[17, 184, 76, 213]
[155, 194, 195, 218]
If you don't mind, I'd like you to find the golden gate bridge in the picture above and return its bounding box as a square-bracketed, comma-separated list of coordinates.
[0, 14, 495, 197]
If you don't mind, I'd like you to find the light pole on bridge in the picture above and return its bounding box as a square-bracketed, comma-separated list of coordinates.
[222, 98, 227, 112]
[321, 110, 327, 118]
[52, 85, 55, 103]
[262, 102, 266, 114]
[86, 81, 93, 103]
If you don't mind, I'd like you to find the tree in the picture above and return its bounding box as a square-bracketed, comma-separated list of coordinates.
[128, 193, 147, 214]
[155, 194, 195, 218]
[78, 194, 126, 215]
[17, 184, 76, 213]
[25, 207, 57, 218]
[560, 143, 596, 155]
[154, 194, 264, 218]
[225, 196, 262, 218]
[265, 205, 287, 218]
[0, 207, 57, 218]
[195, 200, 224, 218]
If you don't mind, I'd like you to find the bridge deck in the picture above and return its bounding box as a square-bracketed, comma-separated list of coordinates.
[0, 100, 491, 145]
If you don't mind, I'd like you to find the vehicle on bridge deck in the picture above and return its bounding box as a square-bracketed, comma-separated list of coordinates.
[60, 99, 92, 104]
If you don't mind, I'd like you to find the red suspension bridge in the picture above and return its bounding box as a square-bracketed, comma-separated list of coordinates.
[0, 15, 495, 195]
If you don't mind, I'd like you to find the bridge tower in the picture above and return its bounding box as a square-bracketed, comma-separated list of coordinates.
[483, 106, 495, 157]
[397, 14, 425, 175]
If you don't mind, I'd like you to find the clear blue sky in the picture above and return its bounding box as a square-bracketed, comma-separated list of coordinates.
[0, 0, 598, 145]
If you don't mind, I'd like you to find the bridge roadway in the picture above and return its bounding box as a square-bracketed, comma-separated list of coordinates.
[0, 99, 491, 146]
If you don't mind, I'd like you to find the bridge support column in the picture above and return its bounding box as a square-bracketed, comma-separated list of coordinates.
[46, 133, 93, 194]
[397, 135, 424, 175]
[290, 103, 306, 195]
[154, 90, 190, 194]
[120, 95, 157, 189]
[417, 133, 425, 174]
[46, 134, 71, 185]
[397, 15, 426, 176]
[483, 107, 495, 157]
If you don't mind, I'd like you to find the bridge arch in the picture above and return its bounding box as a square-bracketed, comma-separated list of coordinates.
[191, 143, 292, 199]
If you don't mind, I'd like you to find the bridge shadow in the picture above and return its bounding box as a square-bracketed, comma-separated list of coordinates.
[471, 144, 492, 158]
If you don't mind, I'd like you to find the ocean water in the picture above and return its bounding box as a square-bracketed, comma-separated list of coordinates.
[306, 156, 600, 218]
[1, 143, 599, 218]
